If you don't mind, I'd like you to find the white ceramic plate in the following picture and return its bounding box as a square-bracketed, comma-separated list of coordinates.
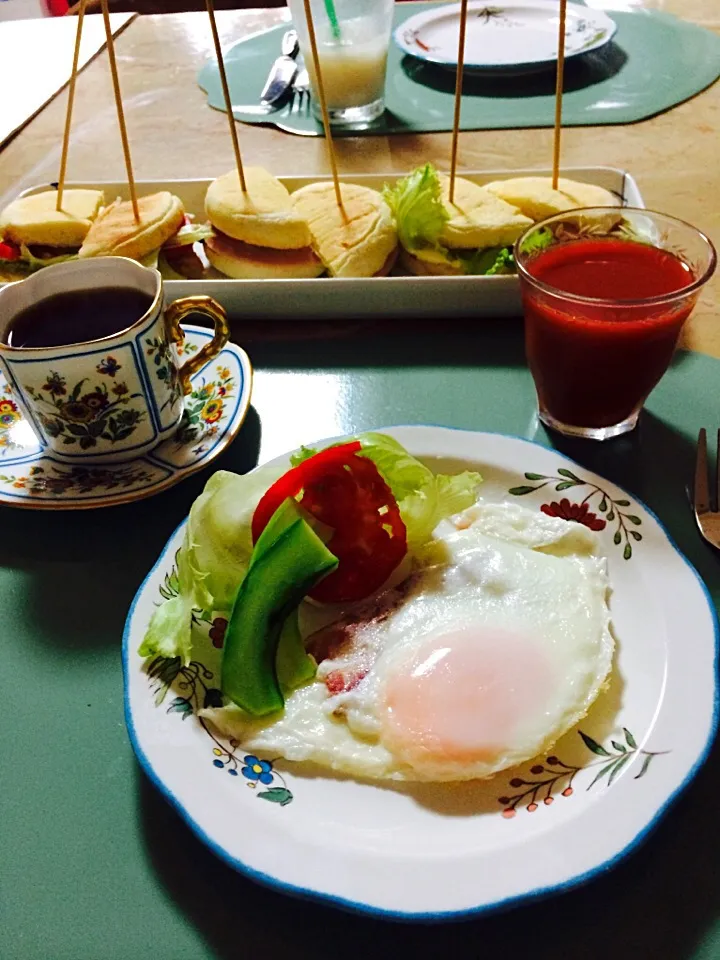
[10, 167, 641, 320]
[395, 1, 617, 73]
[0, 325, 252, 510]
[123, 426, 717, 919]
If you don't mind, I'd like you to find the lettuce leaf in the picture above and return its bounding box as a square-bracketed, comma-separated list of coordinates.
[291, 431, 482, 550]
[18, 244, 78, 272]
[139, 465, 286, 663]
[452, 245, 515, 276]
[382, 163, 449, 253]
[0, 245, 76, 280]
[0, 259, 32, 281]
[517, 226, 553, 257]
[383, 166, 517, 275]
[163, 221, 215, 248]
[139, 434, 482, 663]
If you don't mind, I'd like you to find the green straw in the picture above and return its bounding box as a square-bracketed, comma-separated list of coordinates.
[323, 0, 342, 41]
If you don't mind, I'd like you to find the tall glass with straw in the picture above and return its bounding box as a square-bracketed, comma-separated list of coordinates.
[288, 0, 394, 127]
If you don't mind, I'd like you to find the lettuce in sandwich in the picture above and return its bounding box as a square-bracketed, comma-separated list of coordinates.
[383, 163, 533, 277]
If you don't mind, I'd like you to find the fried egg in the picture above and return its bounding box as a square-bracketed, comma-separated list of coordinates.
[202, 500, 613, 782]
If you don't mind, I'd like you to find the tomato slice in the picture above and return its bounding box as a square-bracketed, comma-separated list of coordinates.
[252, 442, 407, 604]
[0, 241, 20, 261]
[251, 443, 363, 539]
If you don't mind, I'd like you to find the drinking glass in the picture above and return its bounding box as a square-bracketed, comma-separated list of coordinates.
[288, 0, 394, 127]
[515, 207, 717, 441]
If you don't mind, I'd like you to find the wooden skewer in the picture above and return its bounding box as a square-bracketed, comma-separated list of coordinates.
[100, 0, 139, 222]
[302, 0, 346, 219]
[205, 0, 247, 193]
[57, 0, 87, 212]
[552, 0, 568, 191]
[449, 0, 469, 205]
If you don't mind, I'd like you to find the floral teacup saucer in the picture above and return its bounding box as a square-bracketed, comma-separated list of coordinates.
[0, 324, 252, 510]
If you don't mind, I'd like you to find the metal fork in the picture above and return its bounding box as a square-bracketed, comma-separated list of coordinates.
[290, 65, 311, 113]
[693, 428, 720, 547]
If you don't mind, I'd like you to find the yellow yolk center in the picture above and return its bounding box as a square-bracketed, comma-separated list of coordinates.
[381, 626, 554, 769]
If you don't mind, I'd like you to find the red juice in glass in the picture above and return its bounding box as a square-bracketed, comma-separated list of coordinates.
[515, 209, 716, 441]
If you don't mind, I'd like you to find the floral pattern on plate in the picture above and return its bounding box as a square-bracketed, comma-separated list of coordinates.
[0, 325, 252, 510]
[173, 364, 235, 456]
[0, 386, 23, 457]
[146, 651, 293, 807]
[509, 467, 643, 559]
[0, 462, 156, 495]
[498, 728, 669, 818]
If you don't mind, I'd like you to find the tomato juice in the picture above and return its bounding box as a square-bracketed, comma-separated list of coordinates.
[520, 237, 697, 430]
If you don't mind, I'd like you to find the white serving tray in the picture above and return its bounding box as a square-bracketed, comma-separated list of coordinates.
[16, 167, 643, 320]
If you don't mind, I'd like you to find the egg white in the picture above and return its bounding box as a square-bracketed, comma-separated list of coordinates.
[201, 500, 614, 782]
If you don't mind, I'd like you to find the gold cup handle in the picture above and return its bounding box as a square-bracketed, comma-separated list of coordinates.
[164, 295, 231, 395]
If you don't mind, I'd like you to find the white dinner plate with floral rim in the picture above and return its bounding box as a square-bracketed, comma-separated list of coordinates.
[123, 425, 718, 920]
[0, 324, 252, 510]
[394, 1, 617, 73]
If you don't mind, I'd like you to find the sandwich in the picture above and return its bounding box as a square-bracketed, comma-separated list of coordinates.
[384, 164, 532, 277]
[483, 176, 620, 221]
[0, 188, 104, 280]
[203, 168, 324, 279]
[78, 190, 189, 267]
[290, 181, 398, 278]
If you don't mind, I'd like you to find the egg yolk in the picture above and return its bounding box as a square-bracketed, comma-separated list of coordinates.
[382, 626, 554, 767]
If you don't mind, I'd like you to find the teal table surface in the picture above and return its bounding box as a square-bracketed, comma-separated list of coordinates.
[198, 3, 720, 136]
[4, 319, 720, 960]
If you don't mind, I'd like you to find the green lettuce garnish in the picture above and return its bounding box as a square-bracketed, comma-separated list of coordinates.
[139, 434, 482, 663]
[384, 165, 518, 275]
[518, 226, 554, 257]
[452, 245, 515, 276]
[382, 163, 449, 253]
[163, 221, 215, 248]
[138, 464, 286, 663]
[17, 245, 78, 272]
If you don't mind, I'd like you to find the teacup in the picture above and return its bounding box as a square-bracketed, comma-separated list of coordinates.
[0, 257, 229, 463]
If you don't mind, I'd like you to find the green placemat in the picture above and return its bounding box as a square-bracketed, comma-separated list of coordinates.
[197, 2, 720, 136]
[4, 322, 720, 958]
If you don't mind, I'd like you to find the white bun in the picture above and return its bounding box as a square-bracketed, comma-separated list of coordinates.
[79, 191, 185, 260]
[205, 168, 312, 250]
[483, 177, 620, 221]
[0, 189, 104, 248]
[437, 174, 532, 250]
[291, 182, 398, 278]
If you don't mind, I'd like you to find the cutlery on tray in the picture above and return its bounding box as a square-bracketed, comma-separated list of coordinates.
[232, 29, 299, 115]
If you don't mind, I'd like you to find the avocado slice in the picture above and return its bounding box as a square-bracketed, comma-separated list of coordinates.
[221, 499, 338, 716]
